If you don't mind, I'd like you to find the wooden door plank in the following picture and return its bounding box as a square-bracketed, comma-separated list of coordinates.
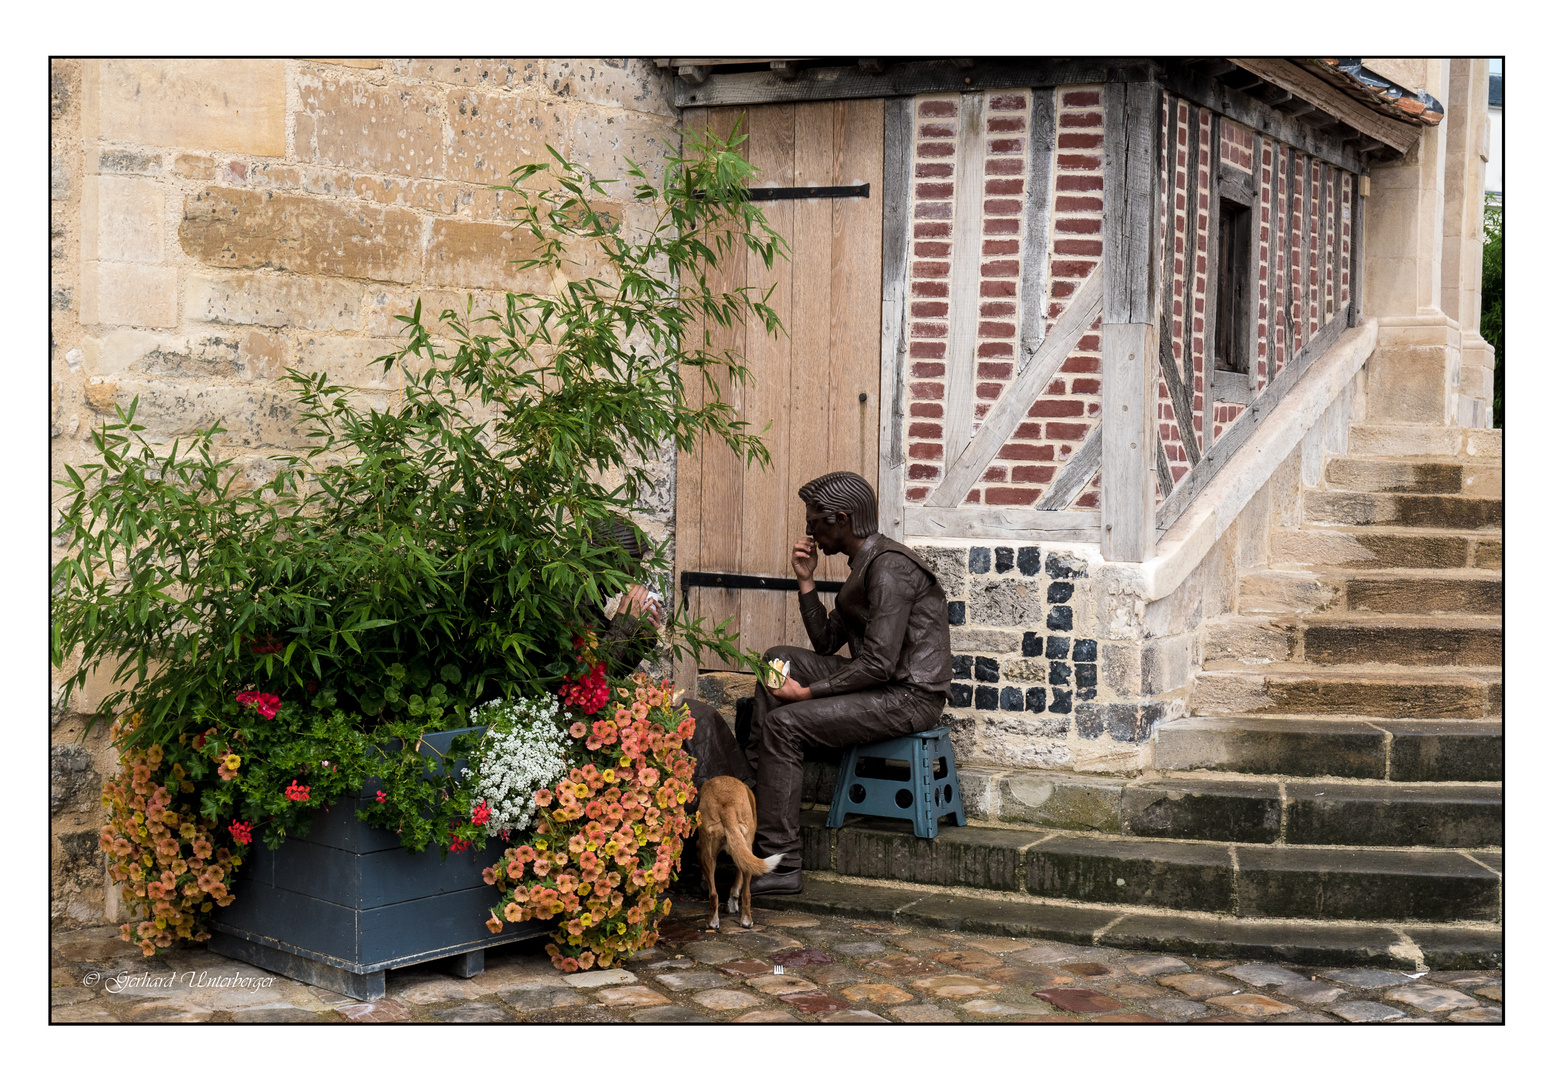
[925, 261, 1105, 507]
[877, 96, 914, 539]
[829, 98, 884, 496]
[739, 102, 797, 658]
[942, 92, 986, 472]
[696, 106, 751, 668]
[787, 100, 842, 642]
[675, 108, 710, 692]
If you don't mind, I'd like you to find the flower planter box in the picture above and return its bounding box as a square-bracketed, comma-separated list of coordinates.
[207, 727, 551, 1001]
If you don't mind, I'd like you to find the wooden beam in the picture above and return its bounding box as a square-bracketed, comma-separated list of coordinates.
[1158, 306, 1348, 531]
[1037, 424, 1103, 511]
[905, 506, 1102, 543]
[1018, 87, 1055, 370]
[1158, 329, 1202, 469]
[1102, 79, 1163, 563]
[1349, 176, 1365, 328]
[1252, 85, 1293, 107]
[1155, 429, 1175, 498]
[769, 61, 799, 82]
[1200, 111, 1221, 450]
[858, 58, 885, 76]
[672, 57, 1121, 108]
[676, 64, 713, 87]
[878, 97, 914, 539]
[942, 93, 986, 474]
[1227, 58, 1420, 155]
[925, 261, 1105, 507]
[1158, 63, 1367, 173]
[1104, 80, 1163, 324]
[1195, 60, 1237, 78]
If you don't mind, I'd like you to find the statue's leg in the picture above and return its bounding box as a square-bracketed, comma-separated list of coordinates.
[752, 683, 946, 872]
[743, 646, 848, 779]
[681, 697, 753, 790]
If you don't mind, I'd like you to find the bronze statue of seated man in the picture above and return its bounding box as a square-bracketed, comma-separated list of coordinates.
[744, 471, 954, 895]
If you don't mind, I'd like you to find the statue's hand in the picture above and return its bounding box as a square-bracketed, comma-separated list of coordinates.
[791, 537, 818, 582]
[771, 673, 812, 703]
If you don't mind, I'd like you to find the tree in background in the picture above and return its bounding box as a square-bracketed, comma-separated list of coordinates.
[1482, 200, 1502, 428]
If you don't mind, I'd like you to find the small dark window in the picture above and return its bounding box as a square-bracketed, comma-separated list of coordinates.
[1214, 197, 1253, 375]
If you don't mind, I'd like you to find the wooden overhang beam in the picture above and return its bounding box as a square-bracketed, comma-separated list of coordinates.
[669, 57, 1153, 108]
[1158, 62, 1369, 174]
[1226, 57, 1421, 155]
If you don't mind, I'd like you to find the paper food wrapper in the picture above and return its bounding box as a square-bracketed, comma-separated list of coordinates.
[766, 658, 790, 690]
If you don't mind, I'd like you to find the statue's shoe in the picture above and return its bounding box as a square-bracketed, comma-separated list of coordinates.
[748, 867, 803, 896]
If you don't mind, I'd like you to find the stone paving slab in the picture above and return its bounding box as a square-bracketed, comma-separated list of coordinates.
[50, 899, 1501, 1024]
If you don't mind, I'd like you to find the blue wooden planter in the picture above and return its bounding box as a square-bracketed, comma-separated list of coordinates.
[207, 726, 553, 1001]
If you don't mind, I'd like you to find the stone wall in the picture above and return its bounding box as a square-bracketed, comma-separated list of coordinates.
[49, 58, 679, 927]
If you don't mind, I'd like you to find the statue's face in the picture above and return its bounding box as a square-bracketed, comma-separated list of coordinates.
[805, 507, 847, 555]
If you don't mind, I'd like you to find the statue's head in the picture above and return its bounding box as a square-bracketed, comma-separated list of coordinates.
[591, 514, 652, 578]
[797, 471, 877, 547]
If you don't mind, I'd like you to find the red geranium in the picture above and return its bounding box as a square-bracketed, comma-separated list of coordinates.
[284, 781, 310, 802]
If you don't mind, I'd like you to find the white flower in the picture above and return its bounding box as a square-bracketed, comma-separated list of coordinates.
[465, 694, 569, 835]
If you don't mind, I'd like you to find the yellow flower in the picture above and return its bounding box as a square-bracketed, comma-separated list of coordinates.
[677, 792, 689, 804]
[154, 917, 167, 929]
[619, 756, 631, 768]
[179, 823, 196, 840]
[535, 839, 548, 850]
[585, 840, 598, 852]
[231, 856, 242, 867]
[601, 769, 616, 784]
[575, 784, 590, 799]
[577, 884, 592, 896]
[132, 812, 145, 824]
[200, 903, 212, 913]
[161, 811, 178, 826]
[224, 754, 241, 771]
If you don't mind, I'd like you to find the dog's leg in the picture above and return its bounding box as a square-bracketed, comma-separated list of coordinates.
[700, 833, 721, 931]
[727, 866, 743, 915]
[738, 867, 754, 928]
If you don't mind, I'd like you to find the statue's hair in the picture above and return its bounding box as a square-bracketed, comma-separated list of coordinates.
[593, 515, 652, 569]
[797, 471, 877, 538]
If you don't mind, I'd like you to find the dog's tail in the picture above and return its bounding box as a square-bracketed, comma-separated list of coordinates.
[724, 828, 783, 879]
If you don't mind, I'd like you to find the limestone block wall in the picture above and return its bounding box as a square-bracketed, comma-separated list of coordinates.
[49, 58, 679, 926]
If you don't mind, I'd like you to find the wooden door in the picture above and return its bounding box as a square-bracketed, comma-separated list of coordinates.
[675, 100, 885, 686]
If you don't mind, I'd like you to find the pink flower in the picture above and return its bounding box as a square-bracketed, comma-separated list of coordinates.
[375, 789, 386, 803]
[533, 789, 552, 807]
[569, 722, 587, 739]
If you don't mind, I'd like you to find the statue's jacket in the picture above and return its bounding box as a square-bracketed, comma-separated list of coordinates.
[797, 533, 953, 699]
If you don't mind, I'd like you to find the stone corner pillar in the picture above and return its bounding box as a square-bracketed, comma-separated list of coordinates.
[1362, 60, 1467, 426]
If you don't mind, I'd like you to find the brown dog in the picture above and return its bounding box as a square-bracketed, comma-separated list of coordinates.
[695, 775, 783, 930]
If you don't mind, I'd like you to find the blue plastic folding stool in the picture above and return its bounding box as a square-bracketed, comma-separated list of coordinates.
[826, 727, 965, 839]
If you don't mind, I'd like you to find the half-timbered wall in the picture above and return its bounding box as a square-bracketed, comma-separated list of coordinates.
[903, 88, 1105, 512]
[1153, 92, 1355, 520]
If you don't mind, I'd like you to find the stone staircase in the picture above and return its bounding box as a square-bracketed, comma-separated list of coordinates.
[752, 423, 1503, 970]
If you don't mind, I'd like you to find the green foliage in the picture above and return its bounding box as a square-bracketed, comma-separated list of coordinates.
[1481, 200, 1502, 427]
[52, 131, 787, 755]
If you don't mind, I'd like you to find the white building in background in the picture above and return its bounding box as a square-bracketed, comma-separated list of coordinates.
[1486, 58, 1502, 198]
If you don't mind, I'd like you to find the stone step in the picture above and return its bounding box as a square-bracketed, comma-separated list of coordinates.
[1269, 526, 1500, 571]
[794, 812, 1500, 923]
[757, 877, 1501, 970]
[1203, 615, 1501, 667]
[1324, 457, 1501, 497]
[1152, 717, 1503, 782]
[967, 767, 1500, 847]
[1348, 424, 1501, 461]
[1191, 665, 1501, 719]
[1303, 489, 1501, 530]
[1238, 568, 1500, 616]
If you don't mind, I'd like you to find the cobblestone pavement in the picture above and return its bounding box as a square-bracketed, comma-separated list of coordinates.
[51, 897, 1502, 1024]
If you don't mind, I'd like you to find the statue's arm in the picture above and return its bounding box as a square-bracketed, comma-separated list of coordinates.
[797, 590, 848, 656]
[807, 555, 917, 697]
